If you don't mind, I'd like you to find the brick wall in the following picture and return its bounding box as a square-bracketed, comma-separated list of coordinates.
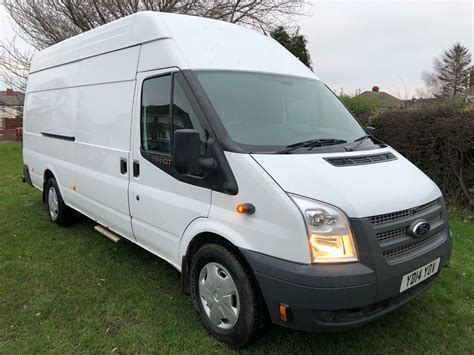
[4, 117, 22, 130]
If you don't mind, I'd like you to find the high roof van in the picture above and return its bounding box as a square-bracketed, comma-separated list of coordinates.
[23, 11, 452, 346]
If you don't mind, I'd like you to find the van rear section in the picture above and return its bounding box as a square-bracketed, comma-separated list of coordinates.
[23, 11, 452, 347]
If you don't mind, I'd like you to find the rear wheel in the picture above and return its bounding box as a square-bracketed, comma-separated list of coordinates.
[45, 178, 73, 226]
[190, 243, 265, 347]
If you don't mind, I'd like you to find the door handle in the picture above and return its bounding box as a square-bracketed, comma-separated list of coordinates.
[120, 158, 127, 175]
[133, 160, 140, 177]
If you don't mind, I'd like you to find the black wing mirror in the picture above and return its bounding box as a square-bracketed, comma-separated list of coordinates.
[173, 129, 214, 175]
[366, 126, 376, 137]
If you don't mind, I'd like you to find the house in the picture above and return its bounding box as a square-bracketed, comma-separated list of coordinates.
[0, 88, 25, 141]
[356, 86, 404, 109]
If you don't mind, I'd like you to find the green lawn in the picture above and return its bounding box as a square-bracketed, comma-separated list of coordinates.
[0, 142, 473, 353]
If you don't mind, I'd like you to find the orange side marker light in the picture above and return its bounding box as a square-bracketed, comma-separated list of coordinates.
[236, 203, 256, 215]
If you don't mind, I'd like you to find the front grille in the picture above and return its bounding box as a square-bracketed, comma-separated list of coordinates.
[324, 152, 397, 167]
[368, 199, 445, 261]
[377, 227, 406, 242]
[383, 232, 441, 259]
[376, 215, 441, 243]
[370, 199, 438, 225]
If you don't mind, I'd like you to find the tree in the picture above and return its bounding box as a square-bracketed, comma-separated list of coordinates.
[1, 0, 311, 90]
[0, 37, 33, 92]
[423, 42, 472, 98]
[270, 26, 312, 69]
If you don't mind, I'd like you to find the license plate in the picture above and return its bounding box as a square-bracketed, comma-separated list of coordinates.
[400, 258, 440, 292]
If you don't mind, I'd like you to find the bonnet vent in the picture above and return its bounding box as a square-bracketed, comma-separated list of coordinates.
[324, 152, 397, 167]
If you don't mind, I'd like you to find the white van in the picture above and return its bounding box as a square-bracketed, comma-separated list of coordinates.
[23, 12, 451, 346]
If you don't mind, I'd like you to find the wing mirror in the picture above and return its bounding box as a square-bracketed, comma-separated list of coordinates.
[366, 126, 376, 137]
[173, 129, 215, 175]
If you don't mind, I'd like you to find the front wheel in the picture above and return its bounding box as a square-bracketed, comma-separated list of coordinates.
[190, 243, 265, 347]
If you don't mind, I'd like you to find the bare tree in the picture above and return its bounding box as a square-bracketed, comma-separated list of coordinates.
[0, 37, 33, 92]
[1, 0, 311, 90]
[414, 87, 429, 99]
[422, 58, 444, 97]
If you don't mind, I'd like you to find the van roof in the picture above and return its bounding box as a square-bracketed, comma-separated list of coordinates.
[29, 11, 316, 79]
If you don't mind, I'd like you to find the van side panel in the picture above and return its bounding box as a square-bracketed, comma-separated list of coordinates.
[71, 79, 136, 239]
[23, 87, 79, 194]
[24, 46, 140, 240]
[27, 47, 139, 91]
[29, 12, 170, 74]
[180, 153, 312, 264]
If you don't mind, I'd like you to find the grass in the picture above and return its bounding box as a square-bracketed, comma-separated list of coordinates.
[0, 142, 473, 353]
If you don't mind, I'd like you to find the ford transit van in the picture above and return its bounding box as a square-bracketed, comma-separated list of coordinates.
[23, 12, 452, 346]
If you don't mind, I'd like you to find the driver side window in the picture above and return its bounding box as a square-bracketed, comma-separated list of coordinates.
[141, 74, 172, 155]
[141, 73, 205, 156]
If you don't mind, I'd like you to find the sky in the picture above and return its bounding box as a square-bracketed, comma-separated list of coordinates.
[298, 0, 473, 98]
[0, 0, 473, 97]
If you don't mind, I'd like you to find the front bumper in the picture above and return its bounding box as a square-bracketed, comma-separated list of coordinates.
[241, 199, 452, 331]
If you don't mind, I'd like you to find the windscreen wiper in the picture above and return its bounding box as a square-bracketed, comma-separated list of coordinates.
[345, 134, 371, 152]
[277, 138, 347, 154]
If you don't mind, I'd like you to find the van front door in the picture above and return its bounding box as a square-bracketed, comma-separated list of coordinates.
[129, 69, 211, 269]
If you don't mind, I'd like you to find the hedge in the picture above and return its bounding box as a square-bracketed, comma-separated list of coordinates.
[368, 107, 474, 210]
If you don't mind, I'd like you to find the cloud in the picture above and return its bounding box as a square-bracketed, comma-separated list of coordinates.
[298, 0, 473, 97]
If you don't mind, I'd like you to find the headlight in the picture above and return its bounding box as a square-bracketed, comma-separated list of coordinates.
[289, 194, 358, 263]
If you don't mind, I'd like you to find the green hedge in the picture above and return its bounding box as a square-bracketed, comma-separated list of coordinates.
[370, 107, 474, 209]
[339, 94, 381, 116]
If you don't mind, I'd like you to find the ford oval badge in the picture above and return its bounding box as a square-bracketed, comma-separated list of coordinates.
[409, 220, 431, 237]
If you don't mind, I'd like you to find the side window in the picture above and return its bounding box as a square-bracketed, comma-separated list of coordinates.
[173, 73, 206, 142]
[141, 72, 205, 156]
[141, 75, 172, 155]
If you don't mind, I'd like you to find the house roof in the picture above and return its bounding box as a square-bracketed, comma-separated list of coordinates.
[357, 90, 403, 108]
[0, 91, 25, 107]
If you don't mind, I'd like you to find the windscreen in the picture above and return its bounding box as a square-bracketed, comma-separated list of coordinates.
[196, 71, 366, 151]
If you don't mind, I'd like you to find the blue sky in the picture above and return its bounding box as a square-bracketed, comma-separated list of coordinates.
[1, 0, 473, 97]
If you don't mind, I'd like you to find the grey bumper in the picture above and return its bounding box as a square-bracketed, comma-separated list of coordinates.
[240, 199, 452, 331]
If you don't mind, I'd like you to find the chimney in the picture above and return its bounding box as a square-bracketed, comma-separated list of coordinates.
[6, 88, 14, 96]
[372, 86, 380, 92]
[470, 66, 474, 88]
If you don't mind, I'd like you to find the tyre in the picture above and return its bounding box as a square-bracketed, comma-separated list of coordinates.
[190, 243, 265, 347]
[45, 178, 73, 226]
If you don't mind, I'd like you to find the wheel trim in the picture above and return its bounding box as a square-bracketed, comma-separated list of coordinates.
[48, 186, 59, 220]
[199, 262, 240, 330]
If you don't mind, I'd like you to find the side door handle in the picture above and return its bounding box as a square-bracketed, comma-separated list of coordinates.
[133, 160, 140, 177]
[120, 158, 127, 175]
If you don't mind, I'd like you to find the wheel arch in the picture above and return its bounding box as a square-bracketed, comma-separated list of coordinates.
[179, 222, 256, 296]
[42, 168, 57, 202]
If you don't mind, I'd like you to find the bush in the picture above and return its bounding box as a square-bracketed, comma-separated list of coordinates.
[339, 94, 381, 116]
[372, 106, 474, 209]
